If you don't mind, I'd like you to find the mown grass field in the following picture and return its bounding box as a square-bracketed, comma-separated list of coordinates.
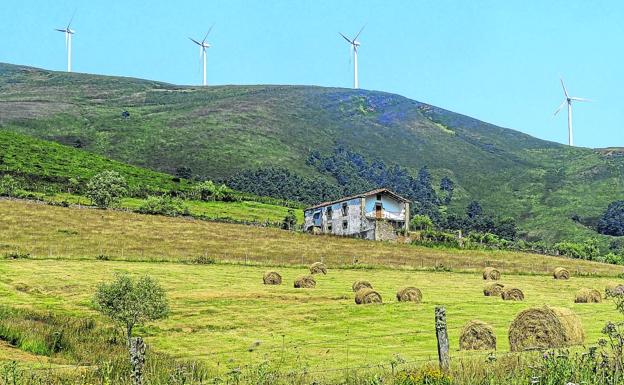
[0, 199, 621, 275]
[1, 259, 621, 374]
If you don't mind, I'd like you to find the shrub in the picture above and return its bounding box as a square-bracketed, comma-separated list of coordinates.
[0, 175, 19, 197]
[281, 209, 297, 230]
[137, 195, 189, 217]
[86, 171, 128, 208]
[193, 180, 235, 202]
[410, 214, 433, 231]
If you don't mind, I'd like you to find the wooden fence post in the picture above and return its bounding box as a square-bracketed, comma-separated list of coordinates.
[129, 337, 146, 385]
[435, 306, 450, 371]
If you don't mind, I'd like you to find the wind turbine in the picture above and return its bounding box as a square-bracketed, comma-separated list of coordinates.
[339, 25, 365, 89]
[189, 25, 214, 86]
[554, 78, 590, 146]
[55, 15, 75, 72]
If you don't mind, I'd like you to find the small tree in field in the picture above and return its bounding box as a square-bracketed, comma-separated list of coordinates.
[410, 214, 433, 231]
[86, 171, 128, 208]
[93, 273, 169, 345]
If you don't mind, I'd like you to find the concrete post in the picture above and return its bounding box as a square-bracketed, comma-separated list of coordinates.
[435, 306, 450, 372]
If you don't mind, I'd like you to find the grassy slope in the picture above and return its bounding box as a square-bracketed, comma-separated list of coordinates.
[1, 199, 621, 275]
[0, 129, 302, 223]
[0, 129, 192, 192]
[2, 259, 620, 374]
[0, 63, 622, 245]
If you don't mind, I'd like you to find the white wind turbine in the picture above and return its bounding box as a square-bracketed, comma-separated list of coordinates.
[189, 25, 214, 86]
[339, 25, 365, 89]
[554, 78, 590, 146]
[55, 15, 76, 72]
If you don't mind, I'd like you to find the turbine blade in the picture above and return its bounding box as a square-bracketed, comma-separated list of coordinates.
[67, 9, 76, 29]
[570, 97, 591, 102]
[554, 100, 566, 115]
[203, 24, 214, 43]
[55, 28, 66, 32]
[189, 37, 202, 46]
[339, 32, 352, 44]
[560, 78, 569, 98]
[353, 24, 366, 41]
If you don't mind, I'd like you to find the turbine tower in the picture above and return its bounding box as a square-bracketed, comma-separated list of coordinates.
[55, 15, 76, 72]
[189, 25, 214, 86]
[554, 78, 590, 147]
[339, 25, 365, 89]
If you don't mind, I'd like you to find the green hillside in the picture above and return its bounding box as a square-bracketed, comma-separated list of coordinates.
[0, 63, 622, 244]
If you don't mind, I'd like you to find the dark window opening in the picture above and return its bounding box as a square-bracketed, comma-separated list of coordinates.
[342, 203, 348, 216]
[376, 193, 382, 201]
[328, 224, 333, 232]
[342, 221, 348, 230]
[326, 207, 333, 219]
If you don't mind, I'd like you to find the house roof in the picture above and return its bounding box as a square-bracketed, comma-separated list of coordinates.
[304, 188, 411, 211]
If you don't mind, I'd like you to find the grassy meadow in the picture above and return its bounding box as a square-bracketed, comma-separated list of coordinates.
[0, 199, 622, 275]
[0, 258, 621, 375]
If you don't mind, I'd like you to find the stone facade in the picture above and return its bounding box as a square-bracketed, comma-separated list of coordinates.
[304, 189, 409, 241]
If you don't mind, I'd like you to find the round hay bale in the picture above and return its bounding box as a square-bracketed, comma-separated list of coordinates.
[459, 320, 497, 351]
[293, 275, 316, 289]
[508, 306, 584, 352]
[309, 262, 327, 275]
[354, 288, 382, 304]
[482, 267, 501, 280]
[483, 282, 505, 296]
[352, 280, 373, 292]
[501, 287, 524, 301]
[574, 288, 602, 303]
[396, 287, 422, 303]
[262, 271, 282, 285]
[553, 267, 570, 280]
[605, 283, 624, 298]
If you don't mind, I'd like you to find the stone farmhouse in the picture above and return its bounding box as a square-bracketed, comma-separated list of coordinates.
[303, 188, 410, 241]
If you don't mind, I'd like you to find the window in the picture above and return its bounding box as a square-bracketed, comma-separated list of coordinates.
[342, 220, 348, 230]
[326, 207, 333, 219]
[342, 202, 348, 216]
[328, 224, 333, 232]
[376, 193, 382, 201]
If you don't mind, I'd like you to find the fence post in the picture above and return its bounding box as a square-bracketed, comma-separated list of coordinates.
[129, 337, 146, 385]
[435, 306, 450, 371]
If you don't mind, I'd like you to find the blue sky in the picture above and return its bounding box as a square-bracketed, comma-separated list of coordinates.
[1, 0, 623, 148]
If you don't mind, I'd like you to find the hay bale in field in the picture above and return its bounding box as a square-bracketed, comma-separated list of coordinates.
[605, 283, 624, 298]
[482, 267, 501, 280]
[354, 288, 382, 304]
[459, 320, 497, 351]
[352, 280, 373, 292]
[574, 288, 602, 303]
[508, 306, 584, 352]
[293, 275, 316, 289]
[309, 262, 327, 275]
[396, 287, 422, 303]
[501, 287, 524, 301]
[483, 282, 505, 296]
[262, 271, 282, 285]
[553, 267, 570, 280]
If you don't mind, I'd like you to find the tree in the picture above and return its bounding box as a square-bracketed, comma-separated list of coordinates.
[281, 209, 298, 230]
[94, 273, 169, 344]
[466, 201, 483, 219]
[439, 176, 454, 205]
[597, 201, 624, 237]
[410, 214, 433, 231]
[86, 171, 128, 208]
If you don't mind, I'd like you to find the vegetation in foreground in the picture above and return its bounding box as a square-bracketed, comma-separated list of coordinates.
[1, 259, 622, 372]
[2, 259, 624, 384]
